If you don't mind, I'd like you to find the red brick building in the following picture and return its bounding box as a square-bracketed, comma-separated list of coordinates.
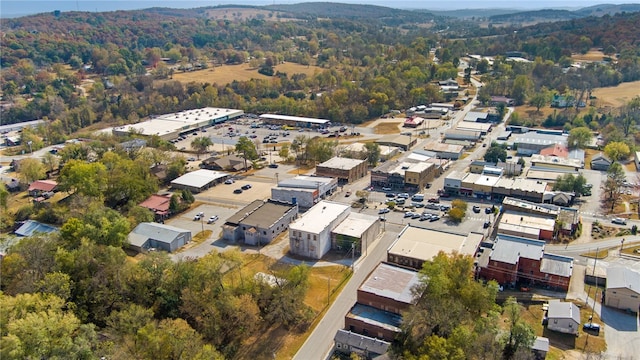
[479, 235, 573, 291]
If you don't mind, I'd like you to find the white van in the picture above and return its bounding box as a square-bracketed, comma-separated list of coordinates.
[411, 194, 425, 202]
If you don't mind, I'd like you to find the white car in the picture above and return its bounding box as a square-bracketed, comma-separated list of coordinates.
[612, 218, 627, 225]
[207, 215, 219, 224]
[378, 208, 390, 214]
[193, 212, 204, 221]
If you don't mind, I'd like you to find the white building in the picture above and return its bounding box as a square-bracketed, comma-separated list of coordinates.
[546, 300, 580, 335]
[271, 175, 338, 209]
[605, 267, 640, 313]
[289, 200, 351, 259]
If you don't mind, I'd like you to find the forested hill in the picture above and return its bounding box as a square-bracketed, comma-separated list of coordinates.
[264, 2, 437, 24]
[488, 3, 640, 22]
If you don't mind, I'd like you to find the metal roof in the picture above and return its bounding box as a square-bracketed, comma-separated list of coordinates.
[259, 113, 330, 124]
[129, 222, 190, 247]
[226, 200, 266, 225]
[114, 107, 243, 136]
[334, 329, 390, 355]
[346, 303, 402, 332]
[513, 132, 568, 146]
[170, 169, 227, 188]
[547, 300, 580, 324]
[606, 267, 640, 293]
[278, 175, 335, 189]
[238, 200, 297, 228]
[532, 337, 550, 352]
[14, 220, 58, 237]
[490, 235, 545, 264]
[540, 253, 574, 277]
[359, 263, 420, 305]
[332, 213, 378, 239]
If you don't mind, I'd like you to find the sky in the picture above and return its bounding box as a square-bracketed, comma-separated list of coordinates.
[0, 0, 629, 18]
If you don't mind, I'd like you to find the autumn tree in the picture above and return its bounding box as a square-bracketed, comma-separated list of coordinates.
[603, 162, 626, 212]
[604, 141, 630, 162]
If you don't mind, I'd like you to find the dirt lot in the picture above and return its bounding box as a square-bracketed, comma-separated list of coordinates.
[591, 80, 640, 108]
[171, 62, 322, 85]
[571, 49, 609, 62]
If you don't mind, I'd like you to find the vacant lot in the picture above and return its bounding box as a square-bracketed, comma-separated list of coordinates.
[591, 80, 640, 108]
[372, 121, 402, 134]
[571, 49, 608, 62]
[171, 62, 322, 85]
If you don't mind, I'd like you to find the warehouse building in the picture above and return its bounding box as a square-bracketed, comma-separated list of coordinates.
[170, 169, 228, 193]
[222, 200, 298, 246]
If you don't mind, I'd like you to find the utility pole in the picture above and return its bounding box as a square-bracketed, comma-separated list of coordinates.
[590, 247, 598, 324]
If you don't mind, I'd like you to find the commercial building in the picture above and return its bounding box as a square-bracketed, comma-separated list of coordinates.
[332, 212, 380, 256]
[258, 114, 330, 128]
[444, 129, 482, 142]
[289, 201, 351, 259]
[478, 235, 573, 291]
[513, 132, 568, 156]
[271, 175, 337, 209]
[530, 154, 583, 172]
[422, 142, 464, 160]
[170, 169, 228, 193]
[316, 157, 368, 184]
[200, 154, 248, 172]
[222, 199, 298, 246]
[375, 134, 416, 151]
[128, 222, 191, 253]
[605, 267, 640, 313]
[339, 142, 399, 161]
[463, 111, 490, 122]
[387, 225, 483, 270]
[112, 107, 244, 140]
[497, 212, 557, 241]
[456, 121, 492, 135]
[546, 300, 580, 335]
[333, 330, 390, 359]
[501, 197, 579, 236]
[403, 116, 425, 128]
[371, 160, 436, 192]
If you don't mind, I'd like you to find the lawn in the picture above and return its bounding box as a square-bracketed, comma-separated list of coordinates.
[372, 121, 402, 134]
[171, 62, 323, 86]
[591, 80, 640, 108]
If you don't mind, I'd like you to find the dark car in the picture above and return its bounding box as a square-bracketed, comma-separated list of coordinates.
[483, 221, 491, 229]
[583, 323, 600, 334]
[241, 184, 252, 190]
[268, 163, 279, 168]
[427, 197, 440, 203]
[233, 189, 243, 194]
[385, 193, 396, 198]
[485, 207, 493, 214]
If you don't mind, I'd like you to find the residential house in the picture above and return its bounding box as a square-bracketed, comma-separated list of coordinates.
[546, 300, 580, 335]
[590, 153, 612, 171]
[14, 220, 58, 237]
[139, 194, 173, 219]
[201, 154, 248, 172]
[27, 180, 57, 197]
[127, 222, 192, 253]
[605, 267, 640, 313]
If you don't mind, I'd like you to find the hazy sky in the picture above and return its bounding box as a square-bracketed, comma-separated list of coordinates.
[0, 0, 632, 18]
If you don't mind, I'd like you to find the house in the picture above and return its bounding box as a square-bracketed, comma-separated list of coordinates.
[14, 220, 58, 237]
[27, 180, 57, 197]
[333, 330, 390, 360]
[531, 336, 550, 360]
[222, 199, 298, 246]
[150, 164, 169, 183]
[387, 225, 483, 270]
[605, 267, 640, 313]
[315, 157, 368, 184]
[4, 178, 21, 192]
[201, 154, 248, 172]
[127, 222, 192, 253]
[490, 96, 515, 106]
[139, 194, 173, 219]
[590, 153, 612, 171]
[289, 200, 351, 259]
[546, 300, 580, 335]
[170, 169, 228, 193]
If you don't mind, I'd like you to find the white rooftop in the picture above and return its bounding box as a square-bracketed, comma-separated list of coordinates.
[114, 107, 243, 136]
[332, 212, 378, 238]
[475, 174, 501, 187]
[359, 263, 420, 305]
[318, 157, 366, 170]
[540, 253, 574, 278]
[289, 200, 350, 234]
[388, 225, 483, 261]
[607, 267, 640, 292]
[259, 113, 330, 124]
[547, 300, 580, 324]
[170, 169, 227, 188]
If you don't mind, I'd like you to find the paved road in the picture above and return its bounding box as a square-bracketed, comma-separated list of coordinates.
[293, 223, 404, 360]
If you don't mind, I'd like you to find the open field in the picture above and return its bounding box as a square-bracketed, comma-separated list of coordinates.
[204, 8, 296, 22]
[373, 121, 402, 134]
[571, 49, 609, 62]
[171, 62, 323, 85]
[591, 80, 640, 108]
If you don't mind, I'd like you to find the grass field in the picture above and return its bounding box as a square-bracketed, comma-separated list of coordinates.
[204, 8, 294, 22]
[373, 121, 402, 134]
[591, 80, 640, 108]
[171, 62, 323, 85]
[571, 49, 609, 62]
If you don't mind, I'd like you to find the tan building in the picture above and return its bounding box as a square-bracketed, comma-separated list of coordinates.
[605, 267, 640, 313]
[371, 160, 436, 192]
[387, 225, 483, 270]
[316, 157, 368, 184]
[498, 212, 556, 241]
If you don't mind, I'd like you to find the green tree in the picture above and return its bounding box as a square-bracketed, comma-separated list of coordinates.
[181, 189, 195, 204]
[278, 143, 290, 161]
[528, 88, 550, 112]
[235, 136, 258, 171]
[364, 142, 381, 166]
[191, 136, 213, 159]
[484, 145, 507, 163]
[41, 152, 60, 173]
[18, 157, 46, 184]
[0, 186, 9, 210]
[58, 160, 107, 198]
[568, 127, 592, 149]
[511, 75, 531, 106]
[501, 297, 536, 359]
[604, 141, 630, 162]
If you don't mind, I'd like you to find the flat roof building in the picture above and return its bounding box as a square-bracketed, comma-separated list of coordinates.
[316, 157, 368, 184]
[423, 142, 464, 159]
[371, 159, 436, 192]
[222, 199, 298, 246]
[289, 200, 351, 259]
[170, 169, 228, 193]
[112, 107, 243, 140]
[128, 222, 191, 253]
[387, 225, 483, 270]
[375, 134, 416, 151]
[498, 212, 556, 241]
[513, 132, 568, 156]
[259, 114, 330, 128]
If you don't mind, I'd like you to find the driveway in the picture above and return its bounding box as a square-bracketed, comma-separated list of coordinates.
[597, 299, 640, 360]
